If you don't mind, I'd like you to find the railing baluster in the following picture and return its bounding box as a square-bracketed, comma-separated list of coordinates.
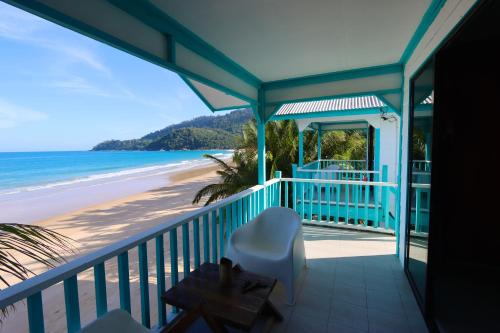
[63, 275, 81, 333]
[227, 204, 232, 236]
[93, 262, 107, 317]
[364, 183, 370, 225]
[118, 252, 131, 313]
[317, 181, 322, 222]
[354, 177, 359, 225]
[219, 207, 225, 257]
[241, 196, 248, 224]
[374, 185, 380, 228]
[346, 184, 350, 224]
[169, 229, 179, 313]
[336, 180, 341, 223]
[384, 186, 390, 229]
[156, 235, 166, 326]
[27, 292, 44, 333]
[231, 201, 237, 232]
[138, 243, 150, 328]
[308, 182, 313, 221]
[415, 188, 422, 232]
[326, 176, 331, 222]
[285, 181, 289, 208]
[249, 193, 253, 220]
[193, 217, 200, 269]
[211, 210, 218, 263]
[237, 199, 242, 227]
[169, 230, 179, 285]
[203, 214, 210, 263]
[182, 223, 190, 277]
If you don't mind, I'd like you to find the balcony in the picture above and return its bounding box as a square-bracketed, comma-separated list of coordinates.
[0, 174, 422, 333]
[270, 226, 426, 333]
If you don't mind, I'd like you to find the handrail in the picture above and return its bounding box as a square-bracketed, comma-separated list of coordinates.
[280, 177, 397, 188]
[0, 182, 268, 309]
[296, 168, 379, 174]
[411, 183, 431, 189]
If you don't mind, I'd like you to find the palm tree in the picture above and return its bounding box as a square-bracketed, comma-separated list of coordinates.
[0, 223, 74, 319]
[193, 119, 367, 205]
[192, 151, 258, 205]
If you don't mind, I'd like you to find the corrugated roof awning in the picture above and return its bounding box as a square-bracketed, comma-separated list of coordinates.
[275, 95, 386, 117]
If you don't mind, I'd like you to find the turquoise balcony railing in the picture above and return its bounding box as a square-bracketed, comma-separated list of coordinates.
[0, 183, 269, 333]
[301, 159, 367, 171]
[0, 174, 398, 333]
[412, 160, 431, 172]
[410, 183, 431, 233]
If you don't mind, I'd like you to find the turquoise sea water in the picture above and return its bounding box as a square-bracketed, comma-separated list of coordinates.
[0, 150, 232, 193]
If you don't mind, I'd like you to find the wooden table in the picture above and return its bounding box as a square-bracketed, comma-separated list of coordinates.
[162, 263, 283, 332]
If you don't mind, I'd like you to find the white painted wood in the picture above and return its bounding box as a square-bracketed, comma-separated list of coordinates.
[153, 0, 430, 81]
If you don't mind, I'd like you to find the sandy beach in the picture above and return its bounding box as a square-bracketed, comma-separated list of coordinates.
[0, 162, 226, 333]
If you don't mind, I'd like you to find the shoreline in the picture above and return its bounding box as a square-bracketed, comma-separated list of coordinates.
[0, 160, 228, 333]
[36, 161, 222, 231]
[0, 156, 229, 225]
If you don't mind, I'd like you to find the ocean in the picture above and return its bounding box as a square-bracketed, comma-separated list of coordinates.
[0, 150, 232, 195]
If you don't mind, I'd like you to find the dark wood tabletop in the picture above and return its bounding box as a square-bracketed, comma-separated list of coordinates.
[162, 262, 282, 331]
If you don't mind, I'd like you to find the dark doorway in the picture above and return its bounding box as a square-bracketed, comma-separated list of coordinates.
[418, 0, 500, 331]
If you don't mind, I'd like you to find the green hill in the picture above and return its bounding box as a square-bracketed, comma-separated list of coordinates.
[92, 109, 253, 151]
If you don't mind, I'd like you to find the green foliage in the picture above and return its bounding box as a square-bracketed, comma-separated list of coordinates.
[412, 128, 426, 160]
[192, 153, 257, 205]
[145, 128, 239, 150]
[0, 223, 75, 320]
[143, 108, 253, 141]
[193, 119, 367, 205]
[92, 108, 254, 151]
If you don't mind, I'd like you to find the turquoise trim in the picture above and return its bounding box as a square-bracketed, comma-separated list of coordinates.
[257, 87, 267, 184]
[155, 235, 166, 326]
[138, 243, 151, 328]
[263, 63, 402, 90]
[117, 252, 131, 313]
[93, 263, 107, 317]
[3, 0, 257, 105]
[108, 0, 260, 87]
[182, 223, 190, 277]
[63, 276, 81, 333]
[267, 89, 401, 107]
[400, 0, 447, 64]
[317, 127, 322, 160]
[193, 218, 201, 269]
[257, 120, 266, 184]
[375, 128, 381, 172]
[27, 292, 44, 333]
[271, 107, 389, 121]
[213, 105, 251, 112]
[298, 131, 304, 167]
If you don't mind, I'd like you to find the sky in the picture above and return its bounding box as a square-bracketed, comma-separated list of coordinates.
[0, 2, 220, 152]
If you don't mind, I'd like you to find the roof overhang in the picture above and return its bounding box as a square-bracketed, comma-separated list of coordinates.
[3, 0, 448, 120]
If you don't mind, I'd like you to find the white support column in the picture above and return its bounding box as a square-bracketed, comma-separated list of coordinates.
[257, 88, 266, 186]
[298, 131, 304, 167]
[257, 120, 266, 184]
[317, 127, 322, 161]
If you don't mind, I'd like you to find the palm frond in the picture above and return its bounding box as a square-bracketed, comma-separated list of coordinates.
[0, 223, 76, 321]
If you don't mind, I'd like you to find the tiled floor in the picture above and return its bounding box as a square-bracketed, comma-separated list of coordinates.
[268, 226, 428, 333]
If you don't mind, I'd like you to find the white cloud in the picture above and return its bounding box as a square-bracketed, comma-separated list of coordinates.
[0, 98, 47, 128]
[0, 2, 110, 75]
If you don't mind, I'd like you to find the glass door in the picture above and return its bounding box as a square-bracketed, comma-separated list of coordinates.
[406, 59, 434, 305]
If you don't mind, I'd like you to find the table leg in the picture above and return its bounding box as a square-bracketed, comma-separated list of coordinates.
[263, 300, 283, 322]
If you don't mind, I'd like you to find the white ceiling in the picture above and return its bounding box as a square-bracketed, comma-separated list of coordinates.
[152, 0, 431, 82]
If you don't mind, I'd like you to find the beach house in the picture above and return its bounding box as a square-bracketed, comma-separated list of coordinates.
[0, 1, 498, 332]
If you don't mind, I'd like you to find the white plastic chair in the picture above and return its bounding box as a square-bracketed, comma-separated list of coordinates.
[226, 207, 306, 305]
